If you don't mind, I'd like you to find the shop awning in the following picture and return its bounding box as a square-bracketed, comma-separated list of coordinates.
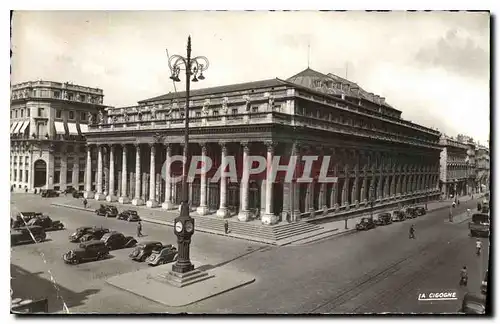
[13, 121, 23, 133]
[10, 122, 19, 134]
[18, 120, 29, 134]
[67, 122, 78, 135]
[54, 121, 66, 135]
[78, 123, 89, 134]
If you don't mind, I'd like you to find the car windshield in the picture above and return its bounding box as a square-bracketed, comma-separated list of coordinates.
[129, 211, 137, 215]
[101, 233, 112, 240]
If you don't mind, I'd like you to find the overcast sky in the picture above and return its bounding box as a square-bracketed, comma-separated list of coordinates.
[11, 11, 490, 144]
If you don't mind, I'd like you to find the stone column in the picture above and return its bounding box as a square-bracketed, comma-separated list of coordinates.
[291, 143, 302, 222]
[72, 156, 79, 189]
[341, 166, 349, 207]
[360, 172, 367, 203]
[306, 181, 314, 214]
[260, 179, 267, 217]
[378, 155, 384, 199]
[262, 141, 277, 225]
[129, 172, 135, 199]
[20, 156, 26, 184]
[162, 144, 174, 209]
[94, 145, 105, 200]
[319, 182, 327, 212]
[330, 164, 339, 210]
[106, 145, 117, 202]
[238, 142, 251, 222]
[84, 145, 94, 198]
[146, 144, 158, 207]
[119, 145, 129, 203]
[216, 142, 229, 218]
[60, 153, 67, 191]
[132, 144, 144, 205]
[196, 143, 209, 215]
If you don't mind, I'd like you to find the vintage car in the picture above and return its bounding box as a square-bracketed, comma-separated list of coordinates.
[481, 270, 488, 295]
[459, 293, 486, 314]
[11, 226, 46, 246]
[404, 207, 417, 219]
[63, 240, 110, 265]
[12, 212, 43, 228]
[414, 206, 426, 216]
[26, 215, 64, 231]
[390, 210, 406, 222]
[117, 210, 141, 222]
[69, 226, 94, 242]
[72, 191, 84, 198]
[146, 245, 178, 266]
[374, 213, 392, 226]
[469, 213, 490, 237]
[129, 241, 165, 262]
[79, 227, 111, 243]
[62, 187, 76, 195]
[95, 205, 119, 217]
[40, 189, 59, 198]
[100, 232, 137, 250]
[355, 217, 376, 231]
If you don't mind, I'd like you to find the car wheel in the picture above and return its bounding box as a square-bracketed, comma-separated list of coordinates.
[34, 236, 43, 243]
[72, 258, 79, 265]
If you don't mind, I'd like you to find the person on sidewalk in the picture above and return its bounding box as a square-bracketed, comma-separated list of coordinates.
[460, 266, 468, 287]
[83, 198, 88, 209]
[137, 221, 143, 237]
[224, 220, 229, 234]
[409, 225, 416, 239]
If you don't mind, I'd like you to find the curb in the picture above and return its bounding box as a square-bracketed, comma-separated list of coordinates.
[278, 228, 340, 247]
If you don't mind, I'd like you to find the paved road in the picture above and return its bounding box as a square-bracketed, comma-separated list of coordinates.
[10, 193, 265, 313]
[11, 193, 488, 314]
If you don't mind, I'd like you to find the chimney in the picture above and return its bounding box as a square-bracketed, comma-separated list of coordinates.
[379, 97, 386, 105]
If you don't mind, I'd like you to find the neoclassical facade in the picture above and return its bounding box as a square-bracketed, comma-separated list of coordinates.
[84, 68, 442, 224]
[439, 135, 469, 197]
[10, 81, 105, 191]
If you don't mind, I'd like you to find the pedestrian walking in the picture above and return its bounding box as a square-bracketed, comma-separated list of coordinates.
[137, 221, 143, 237]
[409, 224, 416, 239]
[83, 198, 88, 209]
[224, 220, 229, 234]
[460, 266, 468, 287]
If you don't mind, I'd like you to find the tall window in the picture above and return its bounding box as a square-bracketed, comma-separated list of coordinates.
[56, 109, 62, 118]
[15, 110, 18, 118]
[20, 110, 23, 117]
[80, 112, 86, 120]
[53, 91, 60, 98]
[38, 108, 44, 117]
[27, 108, 30, 117]
[232, 108, 237, 115]
[252, 107, 258, 113]
[69, 111, 74, 120]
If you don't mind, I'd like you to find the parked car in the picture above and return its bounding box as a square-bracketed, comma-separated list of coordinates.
[481, 270, 488, 295]
[404, 207, 417, 219]
[374, 213, 392, 226]
[117, 210, 141, 222]
[12, 212, 43, 228]
[26, 215, 64, 231]
[100, 232, 137, 250]
[69, 226, 95, 242]
[459, 293, 486, 314]
[79, 227, 111, 242]
[63, 240, 110, 265]
[356, 217, 377, 231]
[146, 245, 178, 266]
[11, 226, 46, 245]
[40, 189, 59, 198]
[414, 206, 426, 216]
[469, 213, 490, 237]
[95, 205, 118, 217]
[72, 191, 84, 198]
[62, 187, 76, 195]
[390, 210, 406, 222]
[129, 241, 165, 262]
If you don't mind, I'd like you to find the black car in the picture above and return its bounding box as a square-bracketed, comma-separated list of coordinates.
[414, 206, 426, 216]
[79, 227, 111, 243]
[11, 226, 46, 245]
[62, 187, 77, 195]
[95, 205, 118, 217]
[356, 217, 376, 231]
[129, 241, 164, 262]
[12, 212, 43, 228]
[391, 210, 406, 222]
[101, 232, 137, 250]
[26, 215, 64, 231]
[404, 207, 417, 219]
[63, 240, 110, 265]
[40, 189, 59, 198]
[117, 210, 141, 222]
[459, 293, 486, 314]
[374, 213, 392, 226]
[72, 191, 84, 198]
[69, 226, 94, 242]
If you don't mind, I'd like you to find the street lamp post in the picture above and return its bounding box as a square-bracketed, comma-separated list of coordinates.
[168, 36, 209, 274]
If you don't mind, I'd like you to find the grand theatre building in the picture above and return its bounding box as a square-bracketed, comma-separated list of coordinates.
[84, 68, 442, 225]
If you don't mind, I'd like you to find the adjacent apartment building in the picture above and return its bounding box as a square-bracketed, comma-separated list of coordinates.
[10, 81, 106, 191]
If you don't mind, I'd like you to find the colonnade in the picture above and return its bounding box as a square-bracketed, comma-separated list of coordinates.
[83, 141, 441, 225]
